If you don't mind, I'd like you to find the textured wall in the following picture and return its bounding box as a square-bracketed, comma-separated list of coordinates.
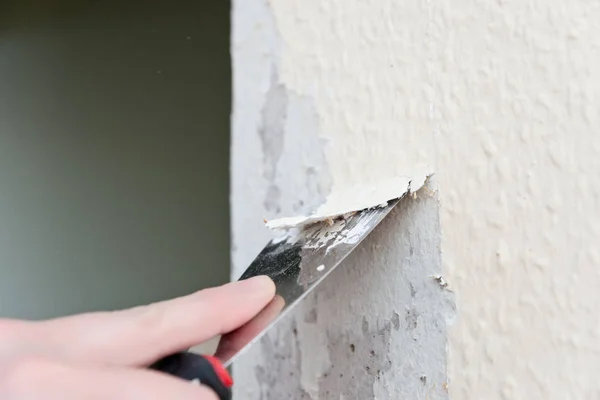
[433, 2, 600, 398]
[232, 0, 600, 398]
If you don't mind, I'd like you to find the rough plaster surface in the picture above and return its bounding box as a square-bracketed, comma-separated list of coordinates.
[233, 0, 600, 398]
[255, 196, 452, 400]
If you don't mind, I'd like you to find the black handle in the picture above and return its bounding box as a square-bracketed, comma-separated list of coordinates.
[150, 352, 232, 400]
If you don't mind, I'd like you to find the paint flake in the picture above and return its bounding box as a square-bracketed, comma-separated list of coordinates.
[266, 171, 433, 230]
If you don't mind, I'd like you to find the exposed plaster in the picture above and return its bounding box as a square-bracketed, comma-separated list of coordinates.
[241, 189, 452, 400]
[297, 298, 332, 399]
[258, 69, 288, 213]
[315, 192, 451, 399]
[233, 176, 450, 399]
[253, 318, 312, 400]
[276, 89, 332, 215]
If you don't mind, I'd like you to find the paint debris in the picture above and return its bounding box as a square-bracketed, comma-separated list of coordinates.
[301, 208, 381, 254]
[265, 170, 433, 230]
[432, 274, 449, 289]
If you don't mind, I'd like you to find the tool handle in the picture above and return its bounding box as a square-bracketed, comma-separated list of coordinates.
[150, 352, 232, 400]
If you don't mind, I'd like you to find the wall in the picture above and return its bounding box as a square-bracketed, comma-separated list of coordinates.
[233, 0, 600, 398]
[231, 0, 451, 398]
[434, 2, 600, 398]
[0, 1, 231, 320]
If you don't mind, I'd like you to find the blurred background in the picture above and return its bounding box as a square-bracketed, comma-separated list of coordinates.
[0, 0, 231, 320]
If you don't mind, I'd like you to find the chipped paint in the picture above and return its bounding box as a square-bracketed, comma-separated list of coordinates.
[265, 172, 432, 230]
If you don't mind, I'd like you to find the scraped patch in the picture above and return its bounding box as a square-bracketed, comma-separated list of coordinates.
[266, 170, 432, 230]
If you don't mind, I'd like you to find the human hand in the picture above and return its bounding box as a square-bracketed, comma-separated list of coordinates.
[0, 276, 275, 399]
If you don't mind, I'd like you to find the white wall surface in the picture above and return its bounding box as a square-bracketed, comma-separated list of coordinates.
[232, 0, 600, 398]
[434, 2, 600, 398]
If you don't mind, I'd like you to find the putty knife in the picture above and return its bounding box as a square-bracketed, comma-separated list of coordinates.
[150, 197, 401, 400]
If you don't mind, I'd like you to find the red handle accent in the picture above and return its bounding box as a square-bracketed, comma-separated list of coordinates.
[202, 355, 233, 388]
[150, 352, 233, 400]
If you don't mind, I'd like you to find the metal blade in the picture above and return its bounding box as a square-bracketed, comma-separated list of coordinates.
[219, 198, 400, 368]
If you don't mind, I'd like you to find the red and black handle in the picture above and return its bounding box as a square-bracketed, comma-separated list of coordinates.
[150, 352, 233, 400]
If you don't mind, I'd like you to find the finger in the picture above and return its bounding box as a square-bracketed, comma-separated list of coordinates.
[214, 294, 285, 362]
[37, 276, 275, 366]
[1, 356, 218, 400]
[0, 319, 39, 358]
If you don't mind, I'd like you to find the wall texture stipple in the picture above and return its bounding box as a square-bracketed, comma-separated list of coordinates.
[233, 0, 600, 398]
[433, 2, 600, 398]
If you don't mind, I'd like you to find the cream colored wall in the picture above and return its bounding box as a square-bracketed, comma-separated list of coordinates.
[434, 2, 600, 398]
[233, 0, 600, 398]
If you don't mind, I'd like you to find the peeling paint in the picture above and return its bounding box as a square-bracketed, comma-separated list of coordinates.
[266, 172, 432, 229]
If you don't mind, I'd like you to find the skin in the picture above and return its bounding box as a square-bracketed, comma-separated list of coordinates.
[0, 275, 276, 399]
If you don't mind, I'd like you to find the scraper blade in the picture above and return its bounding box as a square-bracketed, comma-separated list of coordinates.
[220, 197, 400, 367]
[150, 197, 402, 398]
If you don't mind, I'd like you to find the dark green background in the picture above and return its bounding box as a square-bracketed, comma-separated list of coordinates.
[0, 1, 230, 319]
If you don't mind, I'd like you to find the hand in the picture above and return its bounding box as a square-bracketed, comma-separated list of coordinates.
[0, 276, 275, 400]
